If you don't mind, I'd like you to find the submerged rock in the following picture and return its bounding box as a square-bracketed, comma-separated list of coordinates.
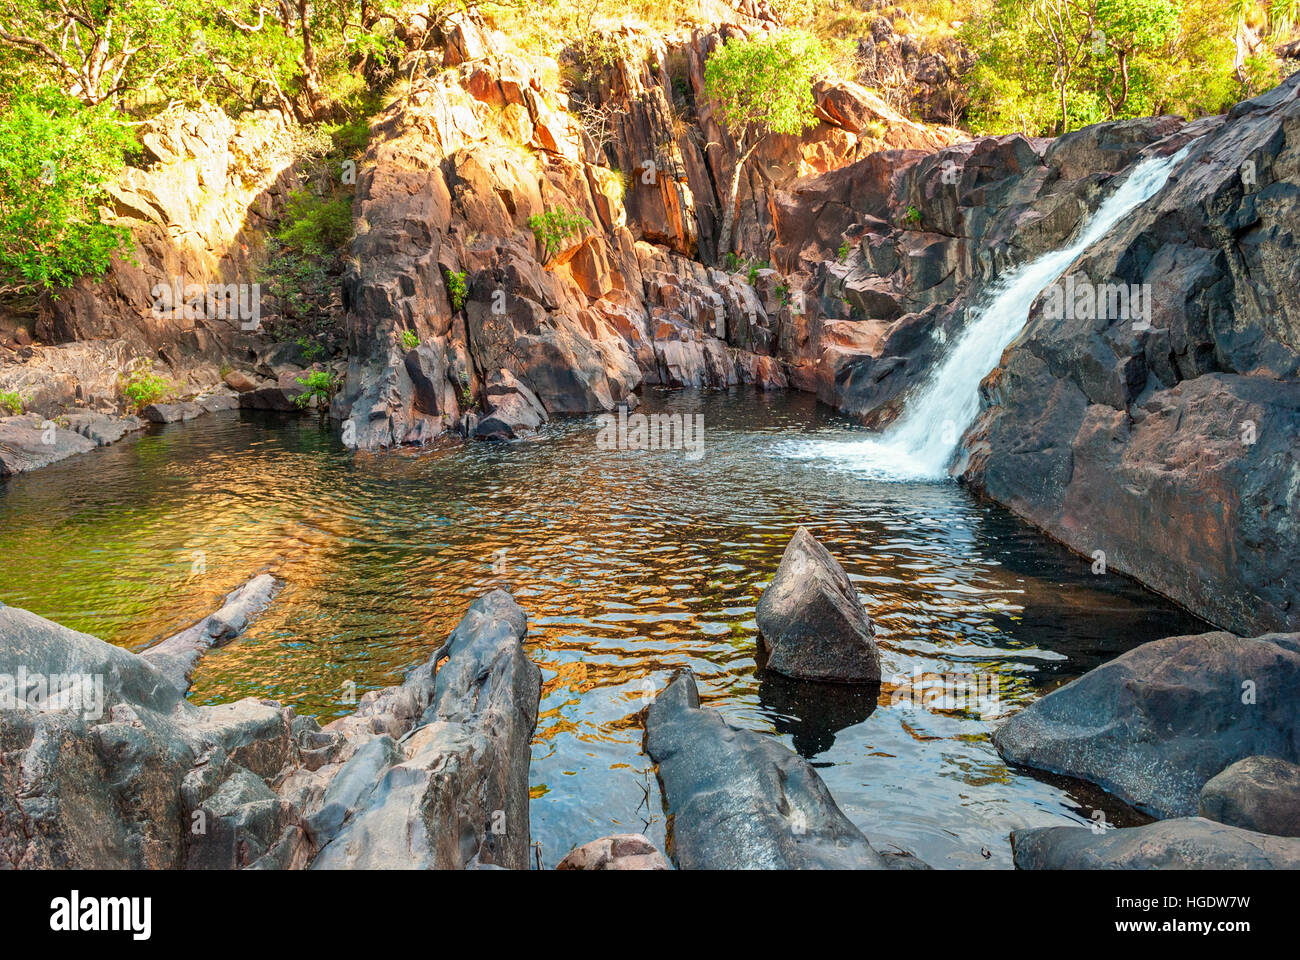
[644, 668, 923, 869]
[1199, 756, 1300, 837]
[1012, 818, 1300, 870]
[994, 631, 1300, 819]
[556, 834, 670, 870]
[142, 573, 281, 691]
[755, 526, 881, 683]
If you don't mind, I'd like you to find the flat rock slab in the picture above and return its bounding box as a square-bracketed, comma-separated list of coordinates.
[1199, 756, 1300, 837]
[994, 631, 1300, 818]
[1012, 818, 1300, 869]
[644, 668, 921, 869]
[0, 417, 96, 476]
[755, 526, 880, 682]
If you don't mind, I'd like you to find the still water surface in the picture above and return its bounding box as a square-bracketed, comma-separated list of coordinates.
[0, 390, 1206, 867]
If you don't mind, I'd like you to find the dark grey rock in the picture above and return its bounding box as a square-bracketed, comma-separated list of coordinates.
[644, 668, 922, 869]
[141, 401, 204, 423]
[475, 368, 548, 440]
[1012, 818, 1300, 869]
[994, 631, 1300, 818]
[311, 590, 541, 869]
[1199, 756, 1300, 837]
[756, 526, 880, 683]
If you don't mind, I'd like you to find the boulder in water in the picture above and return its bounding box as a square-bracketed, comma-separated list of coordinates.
[755, 526, 881, 683]
[994, 631, 1300, 818]
[556, 834, 670, 870]
[1012, 818, 1300, 869]
[644, 668, 921, 869]
[1199, 756, 1300, 837]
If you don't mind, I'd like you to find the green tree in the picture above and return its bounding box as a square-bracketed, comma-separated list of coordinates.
[703, 30, 827, 261]
[1094, 0, 1181, 116]
[0, 88, 134, 295]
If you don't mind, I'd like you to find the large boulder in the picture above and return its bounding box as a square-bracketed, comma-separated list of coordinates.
[1199, 756, 1300, 837]
[1012, 818, 1300, 869]
[643, 668, 922, 869]
[994, 631, 1300, 819]
[755, 526, 881, 683]
[475, 368, 549, 440]
[311, 590, 541, 869]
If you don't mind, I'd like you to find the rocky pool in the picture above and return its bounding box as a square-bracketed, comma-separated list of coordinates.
[0, 389, 1207, 867]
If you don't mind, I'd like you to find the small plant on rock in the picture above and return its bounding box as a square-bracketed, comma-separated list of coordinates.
[294, 370, 338, 411]
[401, 328, 419, 351]
[528, 209, 592, 259]
[0, 389, 25, 415]
[446, 270, 468, 312]
[902, 204, 922, 227]
[838, 241, 851, 261]
[122, 371, 171, 411]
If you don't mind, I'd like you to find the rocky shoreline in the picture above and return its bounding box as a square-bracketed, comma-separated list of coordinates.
[3, 527, 1296, 870]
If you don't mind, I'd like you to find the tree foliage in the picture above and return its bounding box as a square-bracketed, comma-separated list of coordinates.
[704, 30, 827, 259]
[0, 88, 135, 295]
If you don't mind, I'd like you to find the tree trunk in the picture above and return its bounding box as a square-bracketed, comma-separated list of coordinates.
[717, 137, 756, 264]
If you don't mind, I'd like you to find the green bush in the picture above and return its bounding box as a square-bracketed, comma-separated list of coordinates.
[276, 190, 353, 256]
[401, 328, 419, 350]
[527, 209, 592, 259]
[446, 270, 468, 312]
[902, 205, 922, 227]
[122, 371, 171, 411]
[0, 88, 135, 295]
[296, 335, 326, 362]
[0, 389, 25, 415]
[294, 370, 338, 409]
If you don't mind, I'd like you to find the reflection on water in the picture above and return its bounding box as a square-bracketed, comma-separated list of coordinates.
[0, 390, 1205, 867]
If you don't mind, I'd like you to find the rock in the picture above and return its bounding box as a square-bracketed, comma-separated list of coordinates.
[0, 416, 97, 476]
[142, 573, 281, 692]
[475, 368, 549, 440]
[1199, 756, 1300, 837]
[755, 526, 881, 683]
[141, 401, 204, 423]
[556, 834, 670, 870]
[0, 587, 543, 870]
[61, 411, 145, 447]
[311, 590, 541, 869]
[644, 668, 923, 869]
[994, 631, 1300, 819]
[1012, 818, 1300, 870]
[223, 369, 258, 392]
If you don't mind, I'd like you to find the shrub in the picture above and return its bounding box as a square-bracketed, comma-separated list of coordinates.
[902, 205, 922, 226]
[294, 370, 338, 409]
[296, 335, 326, 362]
[0, 389, 25, 415]
[401, 328, 419, 350]
[446, 270, 468, 312]
[527, 209, 592, 259]
[276, 190, 353, 256]
[122, 371, 171, 411]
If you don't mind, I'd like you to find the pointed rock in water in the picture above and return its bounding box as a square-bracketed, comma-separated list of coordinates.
[755, 526, 881, 683]
[1199, 756, 1300, 838]
[994, 631, 1300, 819]
[643, 668, 925, 869]
[1012, 818, 1300, 870]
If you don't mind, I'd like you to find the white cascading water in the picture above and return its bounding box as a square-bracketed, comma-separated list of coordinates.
[804, 146, 1188, 481]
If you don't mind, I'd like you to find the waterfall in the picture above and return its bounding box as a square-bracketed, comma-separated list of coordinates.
[837, 145, 1188, 481]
